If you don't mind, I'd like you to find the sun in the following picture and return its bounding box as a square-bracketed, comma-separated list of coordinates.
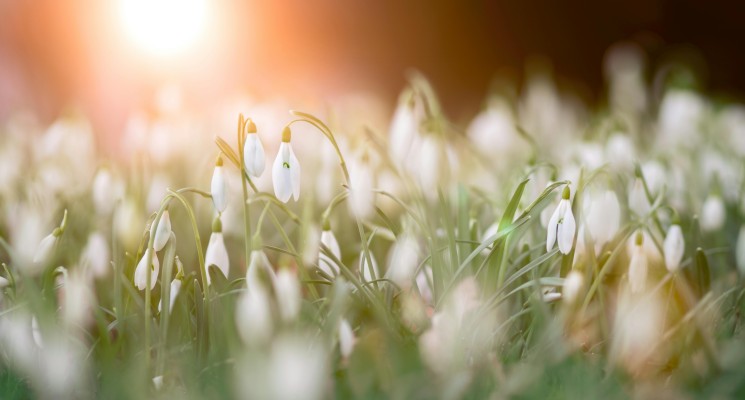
[118, 0, 209, 57]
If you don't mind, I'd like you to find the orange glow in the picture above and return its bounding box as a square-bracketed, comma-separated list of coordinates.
[117, 0, 209, 57]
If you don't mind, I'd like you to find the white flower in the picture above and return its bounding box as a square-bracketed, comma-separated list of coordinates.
[628, 178, 650, 217]
[91, 167, 123, 215]
[546, 186, 576, 255]
[211, 159, 228, 213]
[236, 287, 273, 344]
[584, 189, 621, 252]
[737, 225, 745, 276]
[158, 279, 182, 314]
[243, 133, 266, 178]
[417, 135, 443, 192]
[389, 90, 418, 164]
[0, 276, 9, 288]
[205, 231, 229, 285]
[628, 231, 648, 293]
[563, 270, 584, 304]
[339, 319, 355, 359]
[152, 210, 171, 252]
[274, 269, 301, 322]
[663, 224, 685, 272]
[246, 250, 277, 294]
[33, 231, 59, 265]
[318, 229, 341, 278]
[272, 131, 301, 203]
[359, 251, 379, 282]
[134, 248, 160, 291]
[386, 232, 420, 289]
[80, 232, 110, 278]
[700, 194, 725, 232]
[348, 156, 375, 219]
[415, 266, 434, 305]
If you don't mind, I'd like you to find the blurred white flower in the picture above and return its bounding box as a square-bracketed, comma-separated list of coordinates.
[274, 269, 301, 322]
[563, 270, 584, 305]
[33, 230, 60, 266]
[663, 224, 685, 272]
[628, 231, 648, 293]
[211, 158, 228, 213]
[0, 276, 9, 288]
[235, 286, 273, 344]
[246, 249, 277, 294]
[700, 194, 725, 232]
[152, 210, 171, 252]
[415, 266, 434, 305]
[114, 197, 142, 250]
[91, 167, 123, 216]
[80, 232, 110, 278]
[318, 229, 341, 278]
[657, 90, 705, 150]
[628, 178, 650, 217]
[737, 225, 745, 276]
[604, 132, 635, 171]
[243, 132, 266, 178]
[205, 231, 229, 285]
[359, 250, 379, 282]
[386, 232, 420, 289]
[348, 154, 375, 219]
[60, 270, 95, 329]
[146, 174, 170, 213]
[416, 134, 444, 194]
[389, 90, 419, 165]
[339, 318, 356, 359]
[134, 248, 160, 291]
[584, 189, 621, 252]
[272, 130, 301, 203]
[546, 186, 576, 254]
[267, 336, 328, 400]
[158, 279, 182, 314]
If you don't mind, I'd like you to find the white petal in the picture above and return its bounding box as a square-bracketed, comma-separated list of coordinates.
[701, 195, 725, 232]
[628, 246, 647, 293]
[339, 319, 355, 359]
[274, 269, 301, 322]
[360, 251, 379, 282]
[80, 232, 110, 278]
[289, 145, 301, 201]
[272, 144, 293, 203]
[134, 249, 160, 291]
[663, 225, 685, 272]
[246, 250, 277, 294]
[211, 166, 228, 212]
[557, 201, 576, 255]
[33, 234, 58, 265]
[243, 134, 266, 178]
[545, 201, 563, 252]
[152, 211, 171, 252]
[205, 232, 229, 285]
[319, 230, 341, 277]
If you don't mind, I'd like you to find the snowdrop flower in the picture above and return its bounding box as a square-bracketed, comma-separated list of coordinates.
[339, 319, 356, 359]
[628, 177, 650, 217]
[60, 270, 94, 328]
[318, 226, 341, 278]
[386, 232, 420, 289]
[246, 248, 278, 294]
[152, 210, 171, 252]
[389, 89, 419, 164]
[584, 189, 621, 252]
[348, 153, 375, 219]
[158, 278, 182, 314]
[0, 276, 9, 289]
[134, 248, 160, 291]
[700, 194, 725, 232]
[416, 134, 443, 192]
[359, 250, 380, 282]
[663, 224, 685, 272]
[235, 286, 273, 344]
[33, 229, 61, 265]
[243, 119, 266, 178]
[272, 127, 301, 203]
[274, 269, 301, 322]
[415, 266, 434, 305]
[737, 225, 745, 276]
[91, 167, 123, 215]
[80, 232, 110, 278]
[604, 133, 635, 171]
[205, 217, 229, 285]
[546, 186, 576, 254]
[628, 231, 648, 293]
[211, 156, 228, 213]
[563, 270, 584, 305]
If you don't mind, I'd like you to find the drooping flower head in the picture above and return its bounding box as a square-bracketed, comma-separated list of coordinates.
[628, 230, 648, 293]
[546, 185, 576, 255]
[272, 126, 301, 203]
[205, 216, 229, 285]
[211, 156, 228, 213]
[243, 118, 266, 178]
[663, 223, 685, 272]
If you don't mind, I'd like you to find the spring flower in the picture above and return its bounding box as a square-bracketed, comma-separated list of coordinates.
[546, 186, 576, 255]
[359, 250, 379, 282]
[737, 225, 745, 276]
[235, 286, 273, 344]
[134, 248, 160, 291]
[386, 232, 420, 289]
[339, 319, 355, 359]
[158, 278, 182, 314]
[274, 269, 301, 322]
[416, 266, 434, 305]
[211, 157, 228, 213]
[243, 119, 266, 178]
[272, 127, 301, 203]
[663, 224, 685, 272]
[80, 232, 110, 278]
[700, 194, 725, 232]
[348, 153, 375, 219]
[152, 210, 171, 252]
[91, 167, 123, 215]
[246, 249, 278, 294]
[205, 217, 229, 285]
[628, 231, 648, 293]
[584, 189, 621, 252]
[389, 89, 419, 164]
[628, 177, 650, 217]
[318, 227, 341, 278]
[563, 270, 584, 305]
[33, 229, 60, 265]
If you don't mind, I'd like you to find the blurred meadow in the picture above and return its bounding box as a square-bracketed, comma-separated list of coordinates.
[2, 1, 745, 399]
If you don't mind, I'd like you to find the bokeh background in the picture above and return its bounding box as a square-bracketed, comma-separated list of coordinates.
[1, 0, 743, 141]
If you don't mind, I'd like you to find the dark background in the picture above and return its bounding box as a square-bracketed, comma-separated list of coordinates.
[1, 0, 744, 127]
